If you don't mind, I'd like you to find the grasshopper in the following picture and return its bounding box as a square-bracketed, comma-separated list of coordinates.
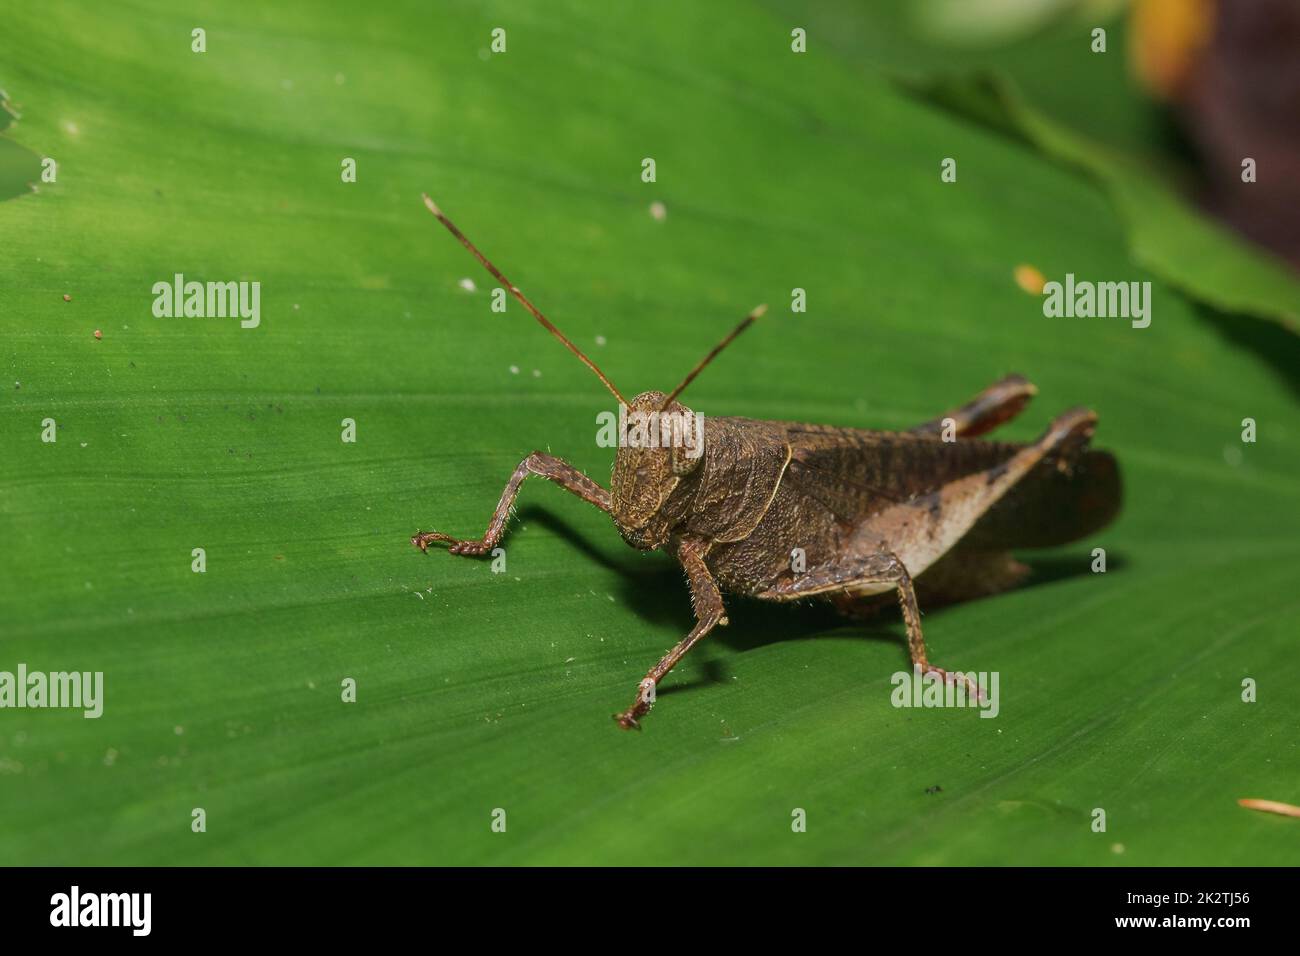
[413, 196, 1122, 729]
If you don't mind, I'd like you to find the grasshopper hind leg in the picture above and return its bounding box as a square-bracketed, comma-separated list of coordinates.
[786, 407, 1099, 697]
[910, 374, 1037, 439]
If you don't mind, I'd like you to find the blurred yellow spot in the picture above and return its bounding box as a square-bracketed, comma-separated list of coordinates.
[1130, 0, 1214, 101]
[1014, 263, 1046, 295]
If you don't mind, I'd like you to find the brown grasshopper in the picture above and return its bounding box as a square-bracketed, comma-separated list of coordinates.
[413, 195, 1122, 729]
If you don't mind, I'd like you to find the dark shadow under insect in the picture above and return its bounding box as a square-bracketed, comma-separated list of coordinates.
[519, 505, 1126, 695]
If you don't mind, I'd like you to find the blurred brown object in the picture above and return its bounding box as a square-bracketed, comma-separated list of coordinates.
[1133, 0, 1300, 267]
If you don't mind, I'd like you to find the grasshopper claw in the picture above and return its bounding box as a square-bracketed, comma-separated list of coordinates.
[613, 679, 656, 730]
[924, 666, 985, 704]
[411, 530, 461, 553]
[613, 711, 643, 731]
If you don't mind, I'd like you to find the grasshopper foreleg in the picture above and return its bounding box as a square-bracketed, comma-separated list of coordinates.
[614, 539, 726, 730]
[412, 451, 611, 556]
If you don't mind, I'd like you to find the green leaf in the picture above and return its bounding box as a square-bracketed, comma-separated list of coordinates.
[2, 0, 1297, 865]
[0, 90, 43, 202]
[774, 0, 1300, 329]
[910, 70, 1300, 330]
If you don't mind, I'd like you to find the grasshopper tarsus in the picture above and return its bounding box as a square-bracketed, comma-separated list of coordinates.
[449, 540, 491, 556]
[613, 711, 643, 731]
[615, 678, 658, 730]
[412, 533, 491, 556]
[411, 530, 466, 553]
[924, 666, 986, 704]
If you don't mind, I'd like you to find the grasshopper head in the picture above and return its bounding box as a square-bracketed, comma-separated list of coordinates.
[418, 194, 761, 550]
[611, 390, 704, 549]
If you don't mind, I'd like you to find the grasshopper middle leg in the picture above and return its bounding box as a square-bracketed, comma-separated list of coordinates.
[412, 451, 611, 556]
[614, 538, 726, 730]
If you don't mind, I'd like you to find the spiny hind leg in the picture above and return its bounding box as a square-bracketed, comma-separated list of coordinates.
[758, 550, 981, 700]
[412, 451, 610, 556]
[909, 374, 1037, 439]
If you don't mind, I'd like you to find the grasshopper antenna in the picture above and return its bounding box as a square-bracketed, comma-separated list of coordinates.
[659, 303, 766, 410]
[422, 194, 628, 407]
